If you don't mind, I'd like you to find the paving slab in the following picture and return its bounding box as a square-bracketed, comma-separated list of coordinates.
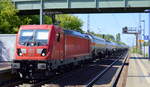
[126, 54, 150, 87]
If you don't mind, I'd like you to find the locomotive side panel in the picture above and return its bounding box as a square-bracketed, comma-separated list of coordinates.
[51, 30, 65, 60]
[64, 35, 90, 58]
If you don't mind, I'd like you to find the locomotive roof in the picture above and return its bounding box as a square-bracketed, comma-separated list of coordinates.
[20, 25, 54, 29]
[64, 30, 86, 38]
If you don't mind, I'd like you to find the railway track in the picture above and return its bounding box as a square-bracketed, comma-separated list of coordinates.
[86, 52, 129, 87]
[3, 52, 128, 87]
[2, 80, 24, 87]
[41, 52, 128, 87]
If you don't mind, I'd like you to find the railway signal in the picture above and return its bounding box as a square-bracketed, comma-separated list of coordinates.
[122, 27, 128, 33]
[122, 26, 141, 49]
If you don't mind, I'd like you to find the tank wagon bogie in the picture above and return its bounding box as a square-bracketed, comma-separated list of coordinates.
[12, 24, 128, 79]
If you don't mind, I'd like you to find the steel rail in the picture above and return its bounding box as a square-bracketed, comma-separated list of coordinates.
[86, 52, 128, 87]
[110, 52, 129, 87]
[2, 80, 24, 87]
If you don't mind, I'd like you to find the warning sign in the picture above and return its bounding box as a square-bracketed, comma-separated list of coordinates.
[139, 40, 144, 43]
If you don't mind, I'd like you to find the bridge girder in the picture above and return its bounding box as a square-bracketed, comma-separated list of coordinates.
[12, 0, 150, 15]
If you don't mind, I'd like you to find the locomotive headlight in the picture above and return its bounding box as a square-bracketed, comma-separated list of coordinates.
[41, 49, 47, 56]
[12, 63, 20, 69]
[17, 49, 22, 56]
[19, 53, 23, 56]
[38, 63, 46, 69]
[41, 53, 46, 56]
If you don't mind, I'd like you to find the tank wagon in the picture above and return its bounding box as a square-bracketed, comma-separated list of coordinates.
[12, 24, 128, 79]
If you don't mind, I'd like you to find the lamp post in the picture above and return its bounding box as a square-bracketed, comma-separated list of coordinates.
[141, 20, 145, 57]
[139, 14, 142, 54]
[145, 9, 150, 59]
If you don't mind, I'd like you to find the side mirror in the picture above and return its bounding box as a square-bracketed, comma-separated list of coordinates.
[56, 33, 60, 42]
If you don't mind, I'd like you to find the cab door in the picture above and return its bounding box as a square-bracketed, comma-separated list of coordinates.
[50, 28, 65, 60]
[55, 31, 65, 59]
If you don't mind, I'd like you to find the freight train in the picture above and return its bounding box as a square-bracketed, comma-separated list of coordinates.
[11, 24, 128, 79]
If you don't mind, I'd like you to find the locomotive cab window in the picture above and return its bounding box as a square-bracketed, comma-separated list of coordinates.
[19, 29, 49, 46]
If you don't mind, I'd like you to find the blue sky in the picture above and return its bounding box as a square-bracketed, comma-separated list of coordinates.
[74, 13, 150, 46]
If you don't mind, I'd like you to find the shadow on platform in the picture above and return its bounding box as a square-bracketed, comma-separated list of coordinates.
[128, 75, 150, 77]
[130, 57, 149, 60]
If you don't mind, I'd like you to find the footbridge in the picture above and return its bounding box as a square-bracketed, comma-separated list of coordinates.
[12, 0, 150, 14]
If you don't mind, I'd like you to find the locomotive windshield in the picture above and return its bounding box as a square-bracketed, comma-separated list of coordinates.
[19, 29, 49, 46]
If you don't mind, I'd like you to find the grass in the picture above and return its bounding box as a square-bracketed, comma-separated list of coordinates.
[130, 47, 142, 54]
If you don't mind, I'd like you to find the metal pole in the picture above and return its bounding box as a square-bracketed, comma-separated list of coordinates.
[148, 11, 150, 59]
[144, 9, 150, 58]
[143, 20, 145, 57]
[136, 33, 138, 50]
[40, 0, 43, 25]
[87, 14, 90, 33]
[139, 14, 142, 54]
[141, 20, 145, 57]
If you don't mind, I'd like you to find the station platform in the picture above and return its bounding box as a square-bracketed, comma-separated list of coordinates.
[126, 54, 150, 87]
[0, 62, 11, 73]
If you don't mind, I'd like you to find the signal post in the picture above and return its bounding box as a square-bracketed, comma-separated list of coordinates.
[122, 27, 141, 49]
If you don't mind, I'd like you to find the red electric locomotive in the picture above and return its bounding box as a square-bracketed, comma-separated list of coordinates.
[12, 24, 91, 79]
[12, 24, 128, 79]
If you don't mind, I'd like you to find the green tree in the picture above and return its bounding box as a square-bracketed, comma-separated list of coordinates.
[88, 31, 126, 45]
[104, 34, 115, 41]
[143, 41, 149, 46]
[116, 33, 121, 42]
[0, 0, 31, 33]
[89, 31, 103, 38]
[25, 15, 40, 24]
[57, 14, 83, 33]
[27, 14, 84, 33]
